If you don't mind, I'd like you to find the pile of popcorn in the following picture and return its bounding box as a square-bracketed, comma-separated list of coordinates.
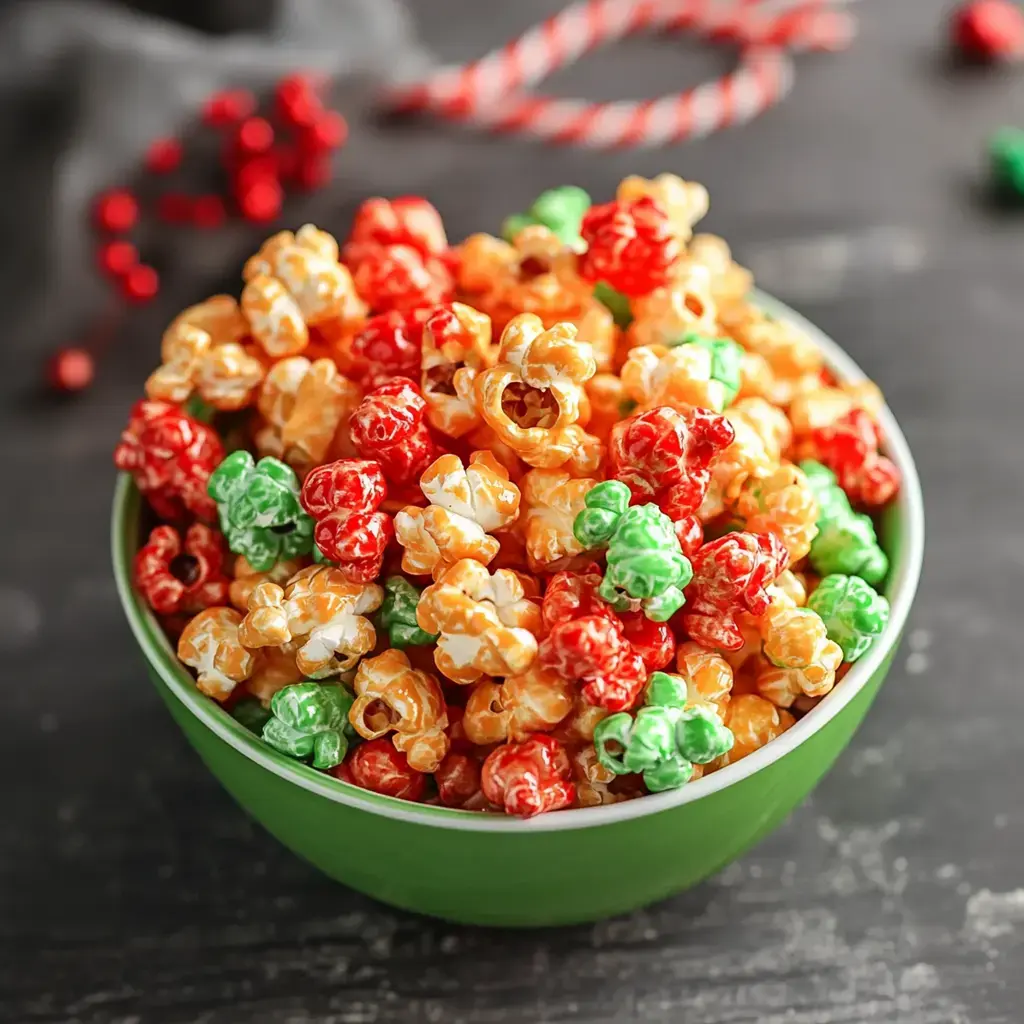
[115, 176, 897, 817]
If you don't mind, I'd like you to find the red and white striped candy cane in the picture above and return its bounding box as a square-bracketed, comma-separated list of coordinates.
[383, 0, 857, 148]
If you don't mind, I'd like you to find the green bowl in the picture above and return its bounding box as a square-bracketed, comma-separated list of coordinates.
[112, 291, 924, 927]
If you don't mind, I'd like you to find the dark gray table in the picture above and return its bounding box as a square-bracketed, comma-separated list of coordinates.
[3, 2, 1022, 1021]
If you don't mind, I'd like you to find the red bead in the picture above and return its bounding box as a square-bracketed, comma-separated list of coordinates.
[202, 88, 256, 128]
[235, 117, 275, 158]
[191, 194, 227, 229]
[238, 180, 283, 223]
[144, 137, 183, 174]
[122, 264, 160, 304]
[301, 111, 348, 151]
[46, 347, 94, 392]
[156, 192, 194, 224]
[94, 189, 139, 233]
[951, 0, 1024, 60]
[97, 240, 138, 278]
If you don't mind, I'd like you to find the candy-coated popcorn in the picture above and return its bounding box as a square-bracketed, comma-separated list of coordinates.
[242, 224, 364, 358]
[239, 565, 383, 678]
[688, 233, 752, 308]
[788, 379, 883, 437]
[114, 400, 224, 522]
[578, 197, 682, 297]
[395, 451, 521, 578]
[246, 642, 304, 704]
[574, 481, 692, 621]
[416, 559, 542, 685]
[336, 737, 427, 801]
[618, 174, 709, 244]
[481, 734, 575, 817]
[350, 649, 449, 772]
[463, 664, 574, 745]
[675, 640, 734, 715]
[719, 301, 823, 383]
[343, 196, 448, 265]
[619, 612, 676, 673]
[255, 356, 361, 473]
[806, 573, 890, 662]
[571, 744, 624, 807]
[228, 556, 306, 611]
[347, 310, 426, 387]
[300, 459, 392, 582]
[584, 373, 632, 441]
[262, 681, 355, 769]
[377, 576, 438, 647]
[135, 524, 230, 616]
[502, 185, 592, 249]
[628, 262, 718, 348]
[620, 336, 741, 414]
[207, 451, 314, 572]
[476, 313, 599, 469]
[682, 531, 789, 650]
[802, 460, 888, 584]
[733, 462, 820, 563]
[712, 694, 794, 768]
[518, 468, 596, 572]
[756, 602, 843, 707]
[349, 378, 437, 488]
[177, 606, 256, 701]
[434, 752, 483, 808]
[803, 408, 901, 508]
[352, 243, 454, 315]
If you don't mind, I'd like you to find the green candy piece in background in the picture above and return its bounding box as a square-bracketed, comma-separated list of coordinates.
[990, 128, 1024, 199]
[378, 576, 438, 648]
[592, 280, 633, 329]
[502, 184, 592, 248]
[231, 697, 273, 735]
[808, 573, 891, 662]
[207, 451, 314, 572]
[670, 332, 744, 409]
[262, 683, 355, 770]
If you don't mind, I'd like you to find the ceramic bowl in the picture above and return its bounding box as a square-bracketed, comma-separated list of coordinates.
[112, 291, 924, 927]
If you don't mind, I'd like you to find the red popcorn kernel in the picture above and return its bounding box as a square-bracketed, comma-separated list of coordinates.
[673, 514, 704, 558]
[951, 0, 1024, 61]
[344, 196, 448, 265]
[202, 88, 256, 128]
[682, 531, 789, 651]
[348, 377, 437, 487]
[337, 737, 427, 801]
[46, 347, 95, 392]
[435, 752, 482, 807]
[578, 196, 682, 297]
[122, 264, 160, 304]
[114, 399, 224, 522]
[807, 408, 900, 508]
[97, 240, 138, 278]
[94, 189, 139, 233]
[144, 137, 183, 175]
[481, 734, 575, 818]
[134, 523, 230, 616]
[348, 311, 426, 386]
[300, 458, 393, 582]
[352, 244, 455, 315]
[619, 611, 675, 671]
[610, 405, 735, 514]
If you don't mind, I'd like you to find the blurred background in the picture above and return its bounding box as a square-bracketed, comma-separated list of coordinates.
[3, 1, 1024, 1022]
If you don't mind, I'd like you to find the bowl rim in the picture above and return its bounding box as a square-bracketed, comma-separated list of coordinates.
[112, 289, 924, 833]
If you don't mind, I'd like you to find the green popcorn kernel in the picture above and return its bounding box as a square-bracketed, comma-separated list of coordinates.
[231, 697, 273, 735]
[593, 281, 633, 329]
[670, 332, 743, 409]
[574, 479, 632, 549]
[378, 576, 438, 648]
[644, 670, 690, 710]
[801, 459, 853, 522]
[594, 706, 680, 777]
[208, 450, 314, 572]
[807, 573, 890, 662]
[810, 514, 888, 585]
[502, 185, 592, 248]
[262, 682, 355, 770]
[643, 755, 694, 793]
[675, 706, 734, 765]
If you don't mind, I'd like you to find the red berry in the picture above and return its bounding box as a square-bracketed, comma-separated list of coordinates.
[94, 190, 139, 233]
[275, 72, 322, 128]
[202, 89, 256, 128]
[232, 153, 279, 193]
[292, 154, 332, 192]
[301, 111, 348, 151]
[156, 192, 194, 224]
[191, 194, 227, 229]
[144, 137, 183, 174]
[235, 117, 275, 158]
[122, 264, 160, 303]
[951, 0, 1024, 60]
[97, 240, 138, 278]
[239, 180, 283, 223]
[47, 347, 95, 392]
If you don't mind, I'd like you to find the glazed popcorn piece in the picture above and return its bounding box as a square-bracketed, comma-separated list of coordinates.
[756, 600, 843, 707]
[674, 641, 735, 716]
[352, 242, 454, 315]
[788, 379, 883, 437]
[207, 451, 314, 572]
[733, 462, 820, 564]
[348, 311, 426, 388]
[421, 303, 495, 437]
[416, 559, 542, 685]
[377, 576, 438, 648]
[262, 682, 355, 769]
[713, 694, 795, 768]
[242, 224, 364, 358]
[239, 565, 383, 678]
[228, 556, 306, 612]
[134, 524, 230, 616]
[394, 451, 521, 578]
[518, 468, 596, 572]
[688, 233, 752, 308]
[628, 262, 718, 348]
[246, 643, 304, 705]
[616, 174, 709, 244]
[463, 664, 575, 746]
[807, 573, 891, 662]
[177, 607, 255, 701]
[476, 313, 601, 470]
[350, 649, 449, 772]
[621, 337, 741, 414]
[255, 357, 361, 473]
[337, 737, 427, 802]
[481, 734, 575, 818]
[343, 196, 448, 265]
[502, 185, 591, 248]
